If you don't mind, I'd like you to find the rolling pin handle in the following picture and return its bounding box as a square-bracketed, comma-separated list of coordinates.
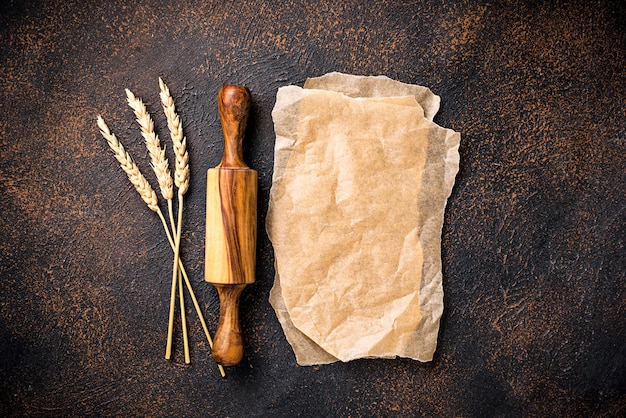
[218, 84, 252, 169]
[211, 284, 246, 366]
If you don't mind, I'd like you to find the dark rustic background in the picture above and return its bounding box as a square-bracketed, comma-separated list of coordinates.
[1, 0, 624, 416]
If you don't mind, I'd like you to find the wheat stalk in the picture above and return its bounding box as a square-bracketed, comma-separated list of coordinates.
[125, 88, 190, 364]
[159, 78, 192, 363]
[97, 115, 224, 376]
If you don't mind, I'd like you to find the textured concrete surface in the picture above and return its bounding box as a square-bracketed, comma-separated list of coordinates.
[1, 0, 624, 416]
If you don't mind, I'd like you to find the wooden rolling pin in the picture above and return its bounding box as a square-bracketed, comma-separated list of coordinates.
[205, 84, 257, 366]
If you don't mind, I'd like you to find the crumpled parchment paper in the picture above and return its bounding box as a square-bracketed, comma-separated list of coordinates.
[267, 72, 460, 365]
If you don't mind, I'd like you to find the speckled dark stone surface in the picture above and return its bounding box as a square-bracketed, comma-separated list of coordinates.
[1, 1, 624, 416]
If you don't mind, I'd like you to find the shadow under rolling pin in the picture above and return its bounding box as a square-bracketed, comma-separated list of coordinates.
[205, 84, 257, 366]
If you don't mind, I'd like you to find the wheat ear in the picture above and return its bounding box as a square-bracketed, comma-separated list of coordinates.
[97, 116, 159, 212]
[125, 89, 174, 201]
[97, 116, 224, 376]
[159, 78, 189, 195]
[159, 78, 191, 363]
[125, 89, 189, 364]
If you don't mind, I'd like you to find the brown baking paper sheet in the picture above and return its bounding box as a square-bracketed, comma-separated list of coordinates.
[267, 73, 460, 365]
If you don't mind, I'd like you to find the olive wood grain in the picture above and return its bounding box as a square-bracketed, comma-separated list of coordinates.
[205, 168, 257, 285]
[205, 84, 257, 366]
